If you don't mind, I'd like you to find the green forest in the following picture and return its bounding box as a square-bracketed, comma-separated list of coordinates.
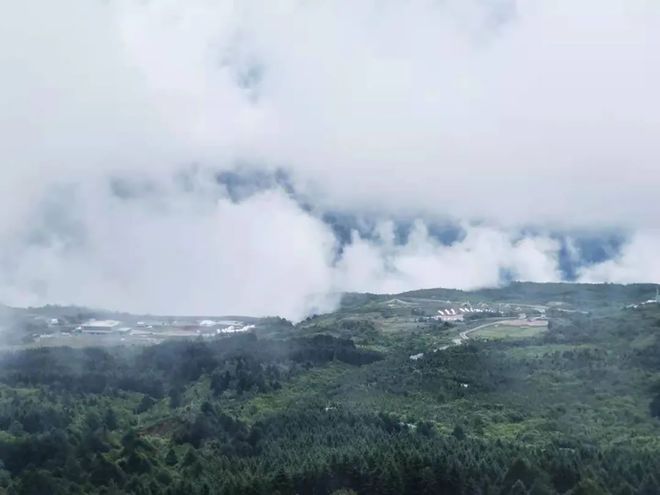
[0, 283, 659, 494]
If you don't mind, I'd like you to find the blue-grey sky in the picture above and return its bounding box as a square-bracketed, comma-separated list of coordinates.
[1, 0, 659, 319]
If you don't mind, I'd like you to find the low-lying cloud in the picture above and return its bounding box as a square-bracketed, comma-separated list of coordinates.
[1, 0, 659, 319]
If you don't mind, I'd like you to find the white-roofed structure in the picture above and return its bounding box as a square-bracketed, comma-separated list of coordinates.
[435, 308, 464, 322]
[81, 320, 121, 334]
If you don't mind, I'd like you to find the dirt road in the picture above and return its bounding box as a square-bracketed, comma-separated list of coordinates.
[433, 319, 508, 352]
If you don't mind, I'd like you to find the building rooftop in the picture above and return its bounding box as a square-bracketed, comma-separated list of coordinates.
[82, 320, 120, 328]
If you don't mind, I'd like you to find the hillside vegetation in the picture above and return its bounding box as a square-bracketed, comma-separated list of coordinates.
[0, 283, 659, 494]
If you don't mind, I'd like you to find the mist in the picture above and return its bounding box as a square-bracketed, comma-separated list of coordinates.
[1, 0, 659, 320]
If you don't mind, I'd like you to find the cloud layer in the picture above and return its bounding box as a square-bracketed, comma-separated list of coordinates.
[1, 0, 659, 319]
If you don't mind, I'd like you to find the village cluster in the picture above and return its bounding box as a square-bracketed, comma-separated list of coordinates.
[430, 301, 515, 322]
[432, 305, 487, 322]
[35, 317, 254, 345]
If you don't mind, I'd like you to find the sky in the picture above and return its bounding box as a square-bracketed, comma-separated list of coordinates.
[0, 0, 659, 320]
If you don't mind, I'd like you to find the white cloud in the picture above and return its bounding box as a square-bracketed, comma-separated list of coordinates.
[579, 230, 660, 284]
[336, 222, 562, 294]
[1, 0, 659, 317]
[112, 0, 660, 227]
[0, 185, 340, 320]
[0, 173, 565, 319]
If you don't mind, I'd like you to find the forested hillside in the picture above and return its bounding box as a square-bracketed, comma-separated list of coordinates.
[0, 284, 659, 494]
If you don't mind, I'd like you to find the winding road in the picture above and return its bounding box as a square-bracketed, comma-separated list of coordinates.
[411, 316, 548, 360]
[433, 319, 509, 352]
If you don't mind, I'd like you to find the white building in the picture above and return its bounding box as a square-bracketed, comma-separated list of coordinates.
[81, 320, 121, 334]
[435, 309, 464, 322]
